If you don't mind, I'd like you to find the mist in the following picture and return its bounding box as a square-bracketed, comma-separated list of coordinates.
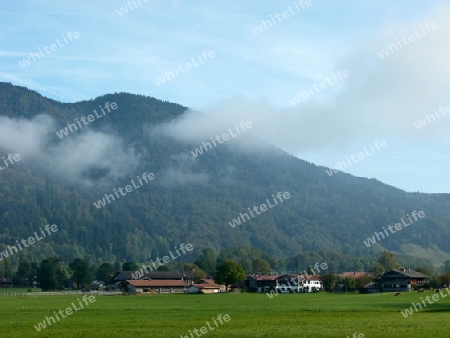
[0, 114, 139, 186]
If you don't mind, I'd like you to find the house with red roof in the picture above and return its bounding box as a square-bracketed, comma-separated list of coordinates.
[125, 279, 187, 293]
[187, 278, 226, 293]
[246, 274, 323, 293]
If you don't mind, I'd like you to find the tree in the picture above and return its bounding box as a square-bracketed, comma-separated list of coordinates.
[70, 258, 91, 289]
[342, 277, 356, 292]
[370, 263, 384, 275]
[122, 262, 138, 271]
[321, 273, 340, 292]
[415, 267, 432, 277]
[251, 258, 271, 274]
[194, 248, 217, 275]
[237, 256, 252, 273]
[377, 251, 399, 272]
[13, 261, 31, 286]
[3, 259, 13, 278]
[37, 259, 58, 290]
[37, 257, 68, 290]
[214, 260, 246, 292]
[96, 263, 116, 284]
[157, 265, 171, 271]
[440, 273, 450, 287]
[29, 263, 39, 288]
[355, 275, 373, 291]
[444, 260, 450, 272]
[184, 263, 206, 283]
[328, 261, 340, 273]
[56, 263, 70, 290]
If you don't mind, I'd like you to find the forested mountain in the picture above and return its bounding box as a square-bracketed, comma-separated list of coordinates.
[0, 82, 449, 271]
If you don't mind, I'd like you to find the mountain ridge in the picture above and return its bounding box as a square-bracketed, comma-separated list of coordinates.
[0, 82, 449, 271]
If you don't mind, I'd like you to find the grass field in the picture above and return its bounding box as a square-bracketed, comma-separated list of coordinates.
[0, 288, 42, 293]
[1, 291, 449, 337]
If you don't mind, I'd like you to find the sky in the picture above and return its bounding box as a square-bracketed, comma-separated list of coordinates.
[1, 0, 449, 193]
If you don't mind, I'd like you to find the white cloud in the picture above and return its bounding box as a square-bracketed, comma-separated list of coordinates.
[155, 3, 450, 154]
[0, 115, 139, 186]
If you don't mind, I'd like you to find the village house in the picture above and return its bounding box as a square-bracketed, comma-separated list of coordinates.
[245, 274, 323, 293]
[338, 271, 375, 280]
[0, 278, 13, 288]
[125, 279, 187, 294]
[336, 271, 376, 293]
[187, 283, 221, 294]
[112, 271, 194, 294]
[298, 276, 323, 292]
[378, 268, 429, 292]
[187, 279, 225, 294]
[246, 274, 279, 292]
[112, 270, 193, 284]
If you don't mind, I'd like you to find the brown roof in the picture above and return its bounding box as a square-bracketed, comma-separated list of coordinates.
[115, 271, 193, 280]
[280, 274, 322, 280]
[256, 275, 280, 281]
[127, 280, 187, 287]
[300, 275, 322, 280]
[385, 269, 429, 278]
[199, 279, 216, 284]
[339, 272, 375, 279]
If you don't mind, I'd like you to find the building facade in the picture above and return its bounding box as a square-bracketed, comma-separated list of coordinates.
[379, 269, 429, 292]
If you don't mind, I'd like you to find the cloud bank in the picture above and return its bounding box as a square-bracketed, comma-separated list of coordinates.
[0, 114, 138, 186]
[154, 4, 450, 153]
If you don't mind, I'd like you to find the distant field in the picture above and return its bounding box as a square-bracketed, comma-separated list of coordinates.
[0, 292, 449, 337]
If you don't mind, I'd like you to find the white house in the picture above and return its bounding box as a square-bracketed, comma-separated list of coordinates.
[275, 275, 323, 293]
[247, 274, 323, 293]
[299, 277, 323, 292]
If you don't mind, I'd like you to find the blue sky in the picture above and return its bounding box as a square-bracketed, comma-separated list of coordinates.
[1, 0, 449, 192]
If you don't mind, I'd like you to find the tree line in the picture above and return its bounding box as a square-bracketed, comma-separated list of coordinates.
[4, 249, 450, 292]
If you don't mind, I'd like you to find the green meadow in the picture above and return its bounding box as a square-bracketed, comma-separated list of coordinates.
[1, 292, 449, 337]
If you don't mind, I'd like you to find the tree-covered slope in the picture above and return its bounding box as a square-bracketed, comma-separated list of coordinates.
[0, 82, 449, 269]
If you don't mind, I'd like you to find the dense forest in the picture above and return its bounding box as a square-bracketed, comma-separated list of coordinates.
[0, 82, 449, 274]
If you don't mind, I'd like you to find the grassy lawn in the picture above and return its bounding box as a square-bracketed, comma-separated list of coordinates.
[0, 292, 449, 337]
[0, 288, 42, 293]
